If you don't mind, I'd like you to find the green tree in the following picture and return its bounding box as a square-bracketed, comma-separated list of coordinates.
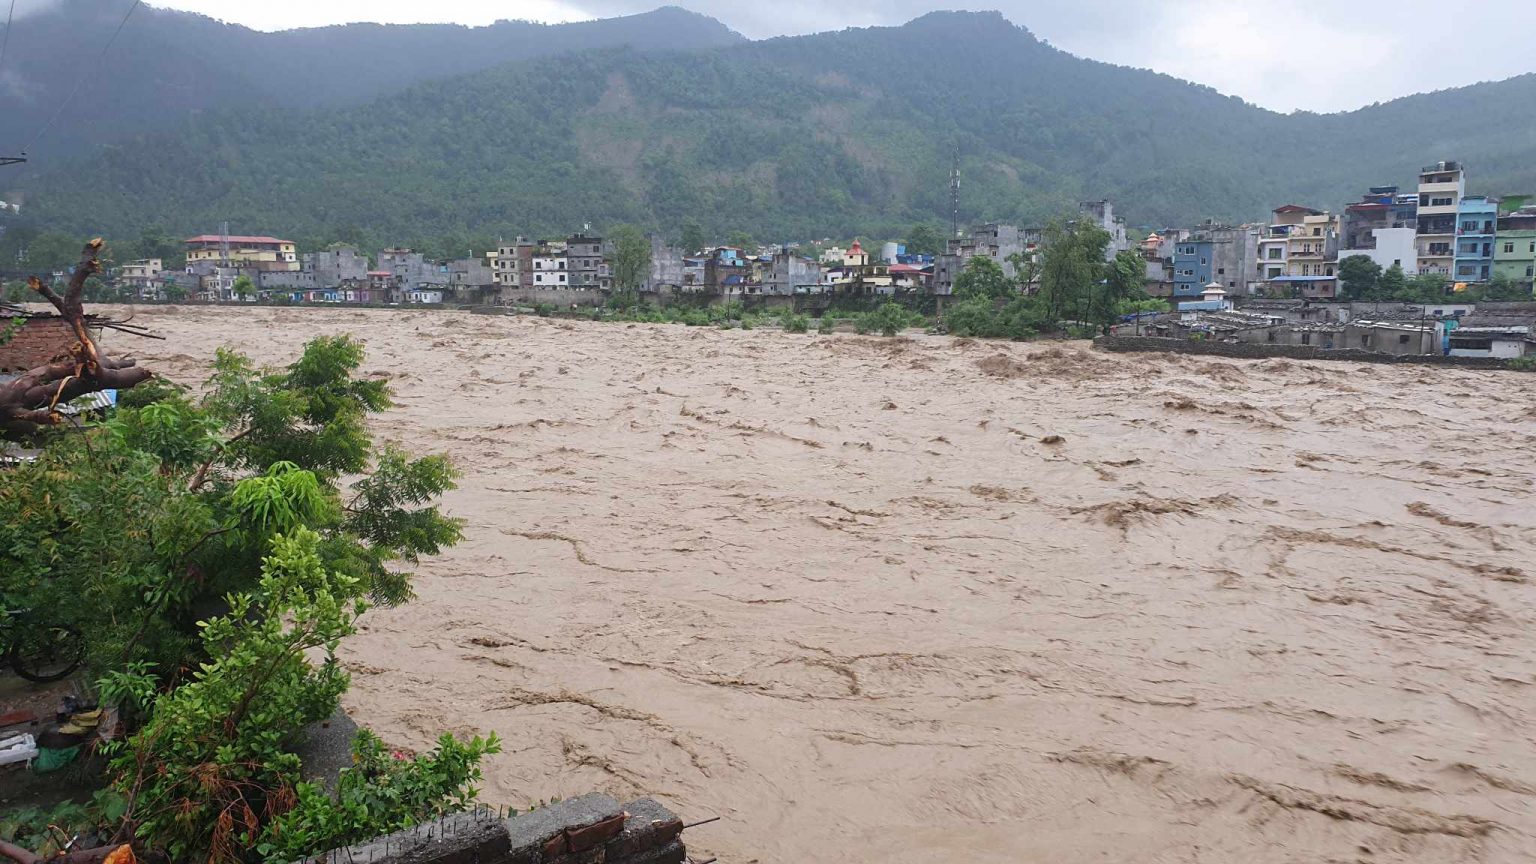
[608, 223, 652, 292]
[1338, 255, 1382, 301]
[1406, 272, 1449, 302]
[1378, 262, 1406, 299]
[905, 224, 945, 257]
[0, 336, 477, 863]
[725, 230, 755, 252]
[232, 274, 256, 301]
[679, 219, 707, 256]
[952, 255, 1013, 303]
[1037, 219, 1111, 328]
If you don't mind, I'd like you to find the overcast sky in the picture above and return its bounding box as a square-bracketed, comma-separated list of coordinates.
[83, 1, 1536, 112]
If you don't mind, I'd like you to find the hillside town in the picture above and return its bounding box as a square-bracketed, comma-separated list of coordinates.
[99, 158, 1536, 359]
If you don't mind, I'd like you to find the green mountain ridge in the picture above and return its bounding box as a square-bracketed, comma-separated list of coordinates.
[8, 9, 1536, 249]
[0, 0, 743, 164]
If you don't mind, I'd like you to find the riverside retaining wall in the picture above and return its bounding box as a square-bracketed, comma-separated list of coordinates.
[299, 794, 686, 864]
[1093, 336, 1528, 370]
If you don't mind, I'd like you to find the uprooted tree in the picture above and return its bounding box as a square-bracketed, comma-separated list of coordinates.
[0, 239, 152, 440]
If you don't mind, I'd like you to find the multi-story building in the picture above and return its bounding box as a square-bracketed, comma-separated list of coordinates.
[1078, 199, 1130, 260]
[119, 258, 163, 296]
[762, 248, 821, 296]
[1416, 161, 1466, 278]
[303, 247, 368, 288]
[566, 234, 610, 290]
[1454, 196, 1499, 285]
[449, 255, 498, 303]
[1339, 186, 1419, 275]
[1172, 222, 1258, 298]
[1495, 207, 1536, 289]
[184, 234, 298, 273]
[531, 241, 569, 289]
[647, 236, 686, 292]
[1172, 237, 1214, 298]
[495, 238, 535, 295]
[1258, 205, 1312, 284]
[932, 224, 1038, 295]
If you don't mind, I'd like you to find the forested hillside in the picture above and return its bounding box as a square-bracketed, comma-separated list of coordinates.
[7, 9, 1536, 250]
[0, 0, 741, 164]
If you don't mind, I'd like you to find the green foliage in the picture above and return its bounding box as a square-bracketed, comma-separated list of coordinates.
[1338, 255, 1382, 300]
[1037, 219, 1113, 330]
[1378, 262, 1407, 299]
[818, 315, 839, 334]
[1507, 355, 1536, 371]
[784, 314, 810, 333]
[257, 730, 500, 863]
[857, 302, 924, 336]
[608, 223, 651, 292]
[0, 336, 459, 680]
[725, 231, 755, 252]
[904, 224, 944, 257]
[944, 296, 1045, 340]
[233, 275, 256, 300]
[10, 11, 1536, 246]
[110, 528, 360, 862]
[679, 219, 707, 256]
[952, 256, 1013, 303]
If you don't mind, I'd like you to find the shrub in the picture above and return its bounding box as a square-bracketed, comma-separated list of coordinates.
[784, 314, 810, 333]
[257, 730, 500, 862]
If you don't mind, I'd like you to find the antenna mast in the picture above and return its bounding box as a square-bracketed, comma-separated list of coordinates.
[949, 149, 961, 239]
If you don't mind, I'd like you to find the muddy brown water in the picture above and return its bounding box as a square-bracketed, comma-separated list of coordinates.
[116, 306, 1536, 863]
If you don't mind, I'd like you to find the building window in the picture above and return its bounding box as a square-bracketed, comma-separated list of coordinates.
[1302, 332, 1311, 345]
[1398, 334, 1410, 345]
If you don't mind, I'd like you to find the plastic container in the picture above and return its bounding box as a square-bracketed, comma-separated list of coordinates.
[0, 732, 38, 766]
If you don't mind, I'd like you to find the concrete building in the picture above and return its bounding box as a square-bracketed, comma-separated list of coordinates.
[118, 258, 163, 296]
[495, 238, 535, 294]
[1171, 237, 1214, 298]
[531, 245, 570, 289]
[449, 255, 498, 303]
[303, 247, 368, 288]
[376, 248, 433, 287]
[1258, 205, 1314, 284]
[1447, 312, 1536, 357]
[1078, 199, 1130, 260]
[1416, 161, 1466, 278]
[566, 234, 610, 291]
[647, 236, 686, 293]
[1258, 205, 1338, 298]
[185, 234, 298, 273]
[1454, 196, 1499, 284]
[1340, 186, 1419, 275]
[1494, 208, 1536, 289]
[763, 248, 821, 296]
[933, 224, 1037, 295]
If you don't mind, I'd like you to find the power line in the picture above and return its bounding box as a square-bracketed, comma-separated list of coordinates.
[20, 0, 143, 156]
[0, 0, 17, 82]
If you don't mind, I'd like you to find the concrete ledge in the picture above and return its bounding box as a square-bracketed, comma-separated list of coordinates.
[300, 796, 685, 864]
[1093, 335, 1531, 370]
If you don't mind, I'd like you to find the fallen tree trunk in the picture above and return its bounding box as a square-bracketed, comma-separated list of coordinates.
[0, 239, 153, 439]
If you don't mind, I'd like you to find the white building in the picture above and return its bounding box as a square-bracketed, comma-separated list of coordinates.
[1339, 226, 1419, 276]
[1415, 161, 1465, 277]
[532, 252, 569, 288]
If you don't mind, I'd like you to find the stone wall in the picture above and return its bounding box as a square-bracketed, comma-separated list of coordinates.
[298, 793, 686, 864]
[1093, 335, 1527, 370]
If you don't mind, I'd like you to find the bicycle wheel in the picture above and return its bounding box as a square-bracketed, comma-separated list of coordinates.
[9, 624, 85, 683]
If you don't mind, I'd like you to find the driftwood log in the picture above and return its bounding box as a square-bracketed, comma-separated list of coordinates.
[0, 239, 152, 439]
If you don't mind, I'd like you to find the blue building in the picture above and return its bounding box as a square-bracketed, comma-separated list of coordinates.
[1172, 239, 1214, 297]
[1454, 196, 1499, 284]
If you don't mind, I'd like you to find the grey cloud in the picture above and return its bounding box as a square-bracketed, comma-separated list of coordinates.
[569, 0, 1536, 112]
